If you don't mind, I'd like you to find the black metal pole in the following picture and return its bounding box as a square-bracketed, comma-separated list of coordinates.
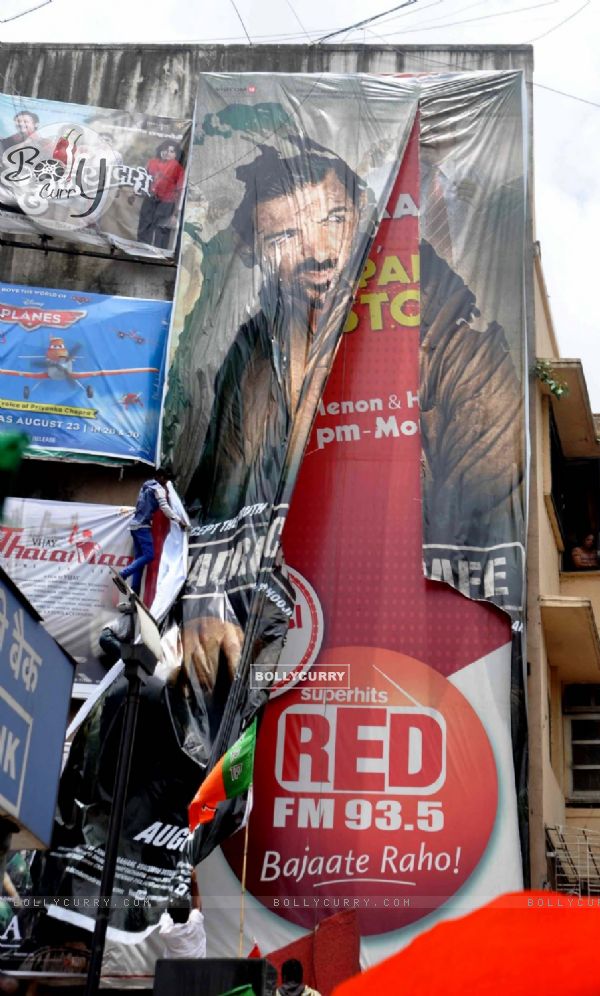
[83, 659, 142, 996]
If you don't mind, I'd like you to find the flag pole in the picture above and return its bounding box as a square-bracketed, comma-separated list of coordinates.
[238, 816, 250, 957]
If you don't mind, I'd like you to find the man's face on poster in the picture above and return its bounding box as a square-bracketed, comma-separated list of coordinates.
[14, 113, 37, 137]
[254, 169, 362, 331]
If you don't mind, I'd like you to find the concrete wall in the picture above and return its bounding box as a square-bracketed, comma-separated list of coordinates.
[528, 252, 568, 882]
[530, 247, 600, 876]
[565, 810, 600, 833]
[528, 250, 600, 879]
[561, 573, 600, 616]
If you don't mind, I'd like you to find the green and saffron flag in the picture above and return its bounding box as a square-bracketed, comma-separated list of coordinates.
[188, 719, 257, 830]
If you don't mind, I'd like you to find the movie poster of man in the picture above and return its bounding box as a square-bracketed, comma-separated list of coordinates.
[162, 77, 420, 856]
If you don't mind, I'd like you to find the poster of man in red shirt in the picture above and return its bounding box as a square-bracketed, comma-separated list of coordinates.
[137, 139, 185, 250]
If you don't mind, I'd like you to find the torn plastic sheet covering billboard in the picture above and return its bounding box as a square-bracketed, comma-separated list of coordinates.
[187, 71, 527, 971]
[6, 69, 528, 979]
[0, 92, 191, 259]
[0, 497, 134, 693]
[418, 73, 527, 619]
[0, 283, 171, 463]
[166, 72, 418, 855]
[0, 74, 417, 971]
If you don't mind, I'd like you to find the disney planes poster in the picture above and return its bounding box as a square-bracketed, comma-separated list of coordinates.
[0, 283, 171, 463]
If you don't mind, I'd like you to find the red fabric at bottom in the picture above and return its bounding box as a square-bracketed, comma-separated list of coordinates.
[333, 892, 600, 996]
[141, 509, 170, 606]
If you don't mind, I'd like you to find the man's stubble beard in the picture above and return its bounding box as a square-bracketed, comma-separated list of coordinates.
[260, 262, 352, 341]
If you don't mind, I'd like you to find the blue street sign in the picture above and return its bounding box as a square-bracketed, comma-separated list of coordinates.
[0, 567, 74, 846]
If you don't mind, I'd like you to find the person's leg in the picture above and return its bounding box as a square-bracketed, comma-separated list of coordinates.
[127, 529, 154, 594]
[137, 195, 157, 245]
[120, 528, 154, 594]
[120, 530, 141, 586]
[154, 200, 175, 249]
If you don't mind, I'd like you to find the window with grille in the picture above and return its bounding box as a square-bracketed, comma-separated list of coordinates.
[564, 686, 600, 800]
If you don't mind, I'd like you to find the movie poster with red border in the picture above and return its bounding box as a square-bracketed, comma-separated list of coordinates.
[198, 104, 525, 969]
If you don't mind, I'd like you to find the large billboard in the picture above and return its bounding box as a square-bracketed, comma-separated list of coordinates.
[198, 99, 526, 963]
[164, 70, 526, 869]
[7, 74, 419, 965]
[0, 92, 191, 259]
[0, 283, 171, 463]
[6, 70, 528, 977]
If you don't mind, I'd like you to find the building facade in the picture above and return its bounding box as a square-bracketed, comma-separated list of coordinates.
[2, 41, 574, 911]
[530, 242, 600, 892]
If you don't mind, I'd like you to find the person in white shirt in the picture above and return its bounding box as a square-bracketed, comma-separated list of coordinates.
[158, 870, 206, 960]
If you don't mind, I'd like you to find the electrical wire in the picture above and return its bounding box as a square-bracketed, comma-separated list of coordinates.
[284, 0, 314, 42]
[337, 0, 565, 38]
[316, 0, 419, 43]
[0, 0, 576, 43]
[372, 0, 445, 27]
[534, 81, 600, 109]
[0, 0, 52, 23]
[361, 0, 562, 38]
[525, 0, 590, 40]
[71, 0, 561, 48]
[372, 0, 543, 31]
[334, 0, 444, 37]
[229, 0, 253, 45]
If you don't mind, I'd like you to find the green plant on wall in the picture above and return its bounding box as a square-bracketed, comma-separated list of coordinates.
[534, 359, 570, 400]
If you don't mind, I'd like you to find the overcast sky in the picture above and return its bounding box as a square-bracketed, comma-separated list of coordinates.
[1, 0, 598, 405]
